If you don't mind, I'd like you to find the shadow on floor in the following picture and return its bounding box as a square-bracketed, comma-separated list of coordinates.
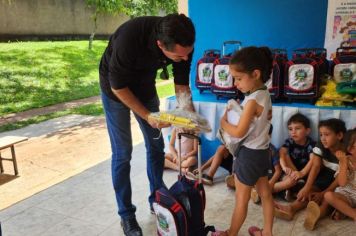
[0, 174, 18, 186]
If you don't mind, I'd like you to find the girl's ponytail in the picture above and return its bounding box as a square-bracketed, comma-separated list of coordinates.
[259, 47, 273, 83]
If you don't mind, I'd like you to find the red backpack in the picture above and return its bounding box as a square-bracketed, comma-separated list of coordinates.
[266, 49, 288, 102]
[330, 46, 356, 84]
[195, 49, 221, 94]
[211, 41, 243, 100]
[284, 49, 321, 103]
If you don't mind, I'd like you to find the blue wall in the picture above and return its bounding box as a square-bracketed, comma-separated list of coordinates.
[188, 0, 328, 86]
[187, 0, 328, 159]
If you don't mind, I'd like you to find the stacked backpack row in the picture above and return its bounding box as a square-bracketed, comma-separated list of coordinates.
[195, 41, 244, 100]
[267, 47, 355, 103]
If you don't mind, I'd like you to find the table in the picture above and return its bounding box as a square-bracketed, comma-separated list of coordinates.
[0, 136, 28, 175]
[165, 95, 355, 160]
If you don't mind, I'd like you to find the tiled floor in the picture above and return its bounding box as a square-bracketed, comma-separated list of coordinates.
[1, 143, 355, 236]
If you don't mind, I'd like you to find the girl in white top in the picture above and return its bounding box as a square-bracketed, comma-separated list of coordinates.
[325, 129, 356, 221]
[212, 46, 273, 236]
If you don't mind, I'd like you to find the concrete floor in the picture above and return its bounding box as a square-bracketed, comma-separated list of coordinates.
[1, 141, 356, 236]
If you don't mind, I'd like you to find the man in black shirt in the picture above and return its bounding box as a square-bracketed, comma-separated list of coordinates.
[99, 14, 195, 236]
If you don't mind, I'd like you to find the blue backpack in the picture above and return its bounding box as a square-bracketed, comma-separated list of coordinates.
[153, 133, 215, 236]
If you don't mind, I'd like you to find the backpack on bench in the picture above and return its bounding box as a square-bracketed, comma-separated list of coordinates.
[195, 49, 221, 94]
[266, 48, 288, 102]
[284, 49, 322, 103]
[211, 41, 243, 100]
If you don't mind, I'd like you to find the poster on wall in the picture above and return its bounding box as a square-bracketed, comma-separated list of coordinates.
[324, 0, 356, 58]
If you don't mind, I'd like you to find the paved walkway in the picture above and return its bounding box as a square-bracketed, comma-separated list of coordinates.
[1, 141, 355, 235]
[0, 96, 101, 126]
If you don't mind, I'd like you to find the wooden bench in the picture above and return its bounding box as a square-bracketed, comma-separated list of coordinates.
[0, 136, 28, 175]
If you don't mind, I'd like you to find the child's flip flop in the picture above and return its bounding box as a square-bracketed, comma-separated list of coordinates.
[211, 230, 228, 236]
[331, 209, 346, 220]
[274, 207, 294, 221]
[248, 226, 263, 236]
[304, 201, 320, 231]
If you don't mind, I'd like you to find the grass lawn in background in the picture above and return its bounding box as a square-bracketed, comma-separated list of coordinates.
[0, 41, 106, 116]
[0, 40, 175, 132]
[0, 41, 174, 117]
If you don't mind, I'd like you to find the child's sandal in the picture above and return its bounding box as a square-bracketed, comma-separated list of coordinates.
[274, 207, 294, 221]
[248, 226, 263, 236]
[211, 230, 228, 236]
[185, 171, 197, 180]
[331, 209, 346, 220]
[304, 201, 320, 231]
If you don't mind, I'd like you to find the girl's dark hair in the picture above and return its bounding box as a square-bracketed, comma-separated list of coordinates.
[318, 118, 346, 135]
[344, 128, 356, 150]
[229, 46, 273, 82]
[156, 13, 195, 51]
[288, 113, 311, 128]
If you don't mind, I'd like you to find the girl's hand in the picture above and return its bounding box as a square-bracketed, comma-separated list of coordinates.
[220, 111, 228, 127]
[290, 170, 302, 180]
[222, 110, 228, 121]
[283, 167, 292, 175]
[172, 153, 178, 163]
[297, 186, 310, 202]
[310, 192, 323, 204]
[335, 150, 347, 163]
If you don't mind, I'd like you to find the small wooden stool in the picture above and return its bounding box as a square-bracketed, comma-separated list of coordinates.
[0, 136, 28, 175]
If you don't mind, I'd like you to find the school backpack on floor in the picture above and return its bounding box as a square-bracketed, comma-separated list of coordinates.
[211, 41, 243, 100]
[330, 46, 356, 84]
[284, 49, 321, 103]
[266, 49, 288, 102]
[195, 49, 221, 93]
[153, 133, 215, 236]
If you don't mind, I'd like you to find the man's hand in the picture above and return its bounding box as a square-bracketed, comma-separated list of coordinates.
[296, 186, 310, 202]
[147, 114, 171, 129]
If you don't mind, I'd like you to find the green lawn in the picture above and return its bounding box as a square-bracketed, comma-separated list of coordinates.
[0, 40, 174, 116]
[0, 40, 175, 132]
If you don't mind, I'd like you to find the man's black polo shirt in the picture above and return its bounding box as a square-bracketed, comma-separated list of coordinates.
[99, 16, 193, 102]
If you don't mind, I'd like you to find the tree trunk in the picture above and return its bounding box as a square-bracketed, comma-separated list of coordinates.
[89, 32, 95, 50]
[88, 14, 97, 50]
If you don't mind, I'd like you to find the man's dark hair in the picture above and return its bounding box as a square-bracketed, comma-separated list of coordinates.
[287, 113, 311, 128]
[156, 13, 195, 51]
[318, 118, 346, 135]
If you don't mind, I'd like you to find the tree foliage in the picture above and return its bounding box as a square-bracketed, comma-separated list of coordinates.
[86, 0, 178, 18]
[124, 0, 178, 17]
[85, 0, 178, 49]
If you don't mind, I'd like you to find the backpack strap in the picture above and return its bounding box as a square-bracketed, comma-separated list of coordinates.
[203, 225, 216, 235]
